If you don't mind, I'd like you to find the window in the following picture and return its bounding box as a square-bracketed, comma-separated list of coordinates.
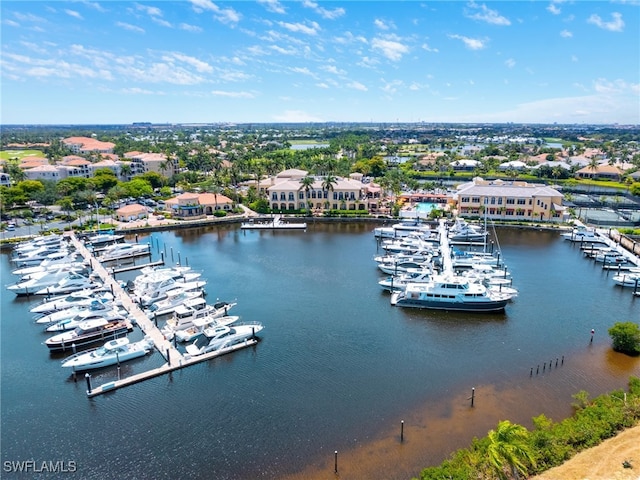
[461, 197, 469, 203]
[471, 197, 480, 203]
[517, 199, 526, 205]
[506, 198, 515, 205]
[497, 197, 503, 205]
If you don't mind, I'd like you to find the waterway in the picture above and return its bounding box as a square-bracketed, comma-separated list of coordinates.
[1, 223, 638, 480]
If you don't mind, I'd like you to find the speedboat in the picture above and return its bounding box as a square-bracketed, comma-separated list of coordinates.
[390, 274, 513, 312]
[45, 318, 133, 353]
[561, 225, 599, 242]
[12, 252, 84, 276]
[83, 232, 124, 248]
[160, 298, 236, 339]
[612, 272, 640, 288]
[61, 337, 153, 371]
[97, 242, 151, 262]
[34, 272, 100, 296]
[378, 269, 433, 292]
[373, 221, 433, 239]
[37, 299, 123, 326]
[146, 289, 204, 317]
[377, 259, 432, 275]
[139, 280, 207, 308]
[12, 245, 72, 266]
[174, 315, 239, 343]
[31, 288, 115, 315]
[6, 266, 90, 296]
[185, 322, 263, 356]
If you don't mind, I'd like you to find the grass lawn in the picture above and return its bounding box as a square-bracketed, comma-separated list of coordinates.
[0, 150, 45, 161]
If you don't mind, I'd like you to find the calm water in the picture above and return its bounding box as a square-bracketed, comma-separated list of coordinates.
[1, 223, 638, 480]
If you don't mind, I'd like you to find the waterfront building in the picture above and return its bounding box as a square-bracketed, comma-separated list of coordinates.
[123, 151, 178, 178]
[164, 192, 234, 219]
[266, 169, 370, 212]
[454, 177, 567, 222]
[116, 203, 148, 222]
[575, 164, 623, 181]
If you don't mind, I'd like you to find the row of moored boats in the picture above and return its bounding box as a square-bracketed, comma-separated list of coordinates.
[7, 232, 264, 374]
[374, 218, 518, 313]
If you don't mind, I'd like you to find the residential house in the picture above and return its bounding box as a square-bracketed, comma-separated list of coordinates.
[23, 165, 61, 182]
[454, 177, 566, 222]
[116, 204, 148, 222]
[575, 164, 623, 181]
[124, 152, 177, 178]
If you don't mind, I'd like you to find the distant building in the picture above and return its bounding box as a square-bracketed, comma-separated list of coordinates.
[123, 151, 178, 178]
[23, 165, 61, 181]
[0, 172, 11, 187]
[454, 177, 566, 222]
[62, 137, 115, 154]
[575, 164, 623, 181]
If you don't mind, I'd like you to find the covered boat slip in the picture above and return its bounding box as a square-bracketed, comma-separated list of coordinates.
[66, 232, 259, 397]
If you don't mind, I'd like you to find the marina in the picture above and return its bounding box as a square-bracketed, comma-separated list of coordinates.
[2, 222, 639, 480]
[61, 233, 261, 396]
[240, 214, 307, 230]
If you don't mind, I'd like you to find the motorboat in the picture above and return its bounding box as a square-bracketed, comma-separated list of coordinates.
[83, 232, 125, 248]
[373, 221, 433, 239]
[592, 250, 627, 264]
[12, 245, 72, 266]
[130, 268, 202, 297]
[561, 225, 599, 242]
[146, 289, 205, 317]
[97, 242, 151, 262]
[45, 318, 133, 353]
[160, 298, 236, 339]
[61, 337, 153, 371]
[378, 269, 433, 292]
[34, 272, 100, 296]
[185, 322, 264, 356]
[37, 299, 124, 326]
[448, 219, 488, 243]
[31, 288, 115, 315]
[11, 252, 84, 276]
[13, 234, 65, 254]
[390, 274, 513, 312]
[6, 266, 90, 296]
[377, 259, 432, 275]
[138, 280, 207, 308]
[45, 310, 127, 333]
[174, 315, 240, 343]
[612, 272, 640, 288]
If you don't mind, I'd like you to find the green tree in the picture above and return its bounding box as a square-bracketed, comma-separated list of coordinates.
[487, 420, 536, 480]
[299, 175, 315, 209]
[608, 322, 640, 355]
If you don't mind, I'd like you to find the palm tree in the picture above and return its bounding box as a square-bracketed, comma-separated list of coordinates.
[299, 175, 315, 209]
[321, 174, 338, 210]
[587, 158, 600, 179]
[486, 420, 536, 480]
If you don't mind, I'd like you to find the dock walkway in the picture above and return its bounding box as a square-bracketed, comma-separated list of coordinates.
[66, 232, 260, 397]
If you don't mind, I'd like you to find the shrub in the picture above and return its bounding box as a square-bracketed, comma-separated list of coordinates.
[608, 322, 640, 355]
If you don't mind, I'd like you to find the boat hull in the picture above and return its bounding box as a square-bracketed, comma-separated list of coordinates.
[390, 293, 508, 312]
[45, 325, 133, 353]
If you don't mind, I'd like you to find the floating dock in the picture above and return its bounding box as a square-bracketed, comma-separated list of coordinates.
[66, 233, 258, 397]
[241, 215, 307, 230]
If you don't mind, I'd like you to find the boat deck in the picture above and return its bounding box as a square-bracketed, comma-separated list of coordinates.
[67, 232, 259, 397]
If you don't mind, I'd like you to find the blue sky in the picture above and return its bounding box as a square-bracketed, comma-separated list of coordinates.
[1, 1, 639, 125]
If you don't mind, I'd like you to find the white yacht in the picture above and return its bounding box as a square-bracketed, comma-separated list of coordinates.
[185, 322, 264, 356]
[7, 266, 90, 296]
[161, 298, 236, 339]
[12, 252, 84, 276]
[45, 318, 133, 353]
[174, 315, 240, 343]
[31, 288, 115, 315]
[61, 337, 153, 371]
[138, 279, 207, 308]
[97, 242, 151, 262]
[146, 289, 204, 317]
[34, 272, 100, 296]
[373, 221, 433, 239]
[390, 274, 513, 312]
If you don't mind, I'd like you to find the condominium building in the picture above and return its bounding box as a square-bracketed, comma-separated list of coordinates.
[454, 177, 567, 222]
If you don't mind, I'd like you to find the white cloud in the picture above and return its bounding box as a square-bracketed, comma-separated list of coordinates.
[347, 81, 368, 91]
[465, 1, 511, 26]
[448, 34, 487, 50]
[218, 71, 252, 82]
[316, 82, 329, 89]
[321, 65, 346, 75]
[302, 0, 345, 20]
[211, 90, 255, 98]
[277, 21, 320, 35]
[547, 3, 561, 15]
[381, 79, 403, 94]
[3, 19, 20, 27]
[189, 0, 241, 24]
[153, 18, 172, 28]
[422, 43, 439, 53]
[374, 19, 395, 30]
[116, 22, 145, 33]
[179, 23, 202, 32]
[560, 30, 572, 38]
[372, 37, 409, 61]
[270, 44, 297, 55]
[290, 66, 314, 76]
[137, 4, 162, 17]
[167, 53, 213, 73]
[505, 58, 516, 68]
[258, 0, 286, 14]
[65, 10, 83, 20]
[587, 12, 624, 32]
[121, 87, 158, 95]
